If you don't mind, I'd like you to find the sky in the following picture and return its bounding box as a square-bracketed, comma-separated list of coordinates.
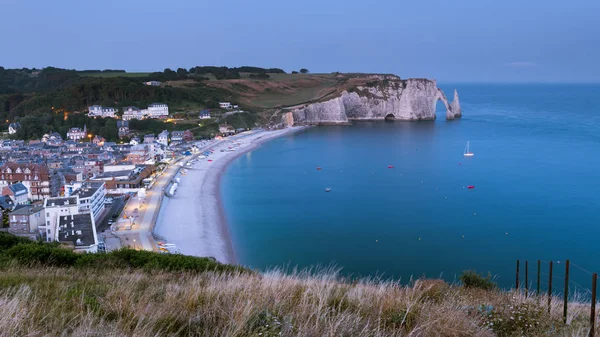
[1, 0, 599, 82]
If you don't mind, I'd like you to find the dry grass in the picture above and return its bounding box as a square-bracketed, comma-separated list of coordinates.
[0, 265, 597, 336]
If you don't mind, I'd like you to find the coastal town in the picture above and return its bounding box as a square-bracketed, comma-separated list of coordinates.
[0, 101, 274, 257]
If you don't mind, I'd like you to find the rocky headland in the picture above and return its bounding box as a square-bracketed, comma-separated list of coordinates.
[280, 76, 461, 126]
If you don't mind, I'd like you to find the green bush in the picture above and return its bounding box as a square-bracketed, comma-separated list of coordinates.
[459, 270, 497, 290]
[0, 232, 249, 274]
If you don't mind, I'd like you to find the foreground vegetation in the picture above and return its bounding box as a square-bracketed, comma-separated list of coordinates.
[0, 233, 597, 336]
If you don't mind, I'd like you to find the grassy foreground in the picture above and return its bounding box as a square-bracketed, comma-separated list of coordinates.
[0, 234, 596, 336]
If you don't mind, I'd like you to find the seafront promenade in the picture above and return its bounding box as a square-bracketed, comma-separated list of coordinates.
[114, 139, 221, 251]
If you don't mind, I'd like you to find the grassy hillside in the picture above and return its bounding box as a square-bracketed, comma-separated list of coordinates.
[0, 233, 596, 336]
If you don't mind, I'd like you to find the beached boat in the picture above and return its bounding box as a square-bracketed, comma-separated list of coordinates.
[464, 141, 474, 157]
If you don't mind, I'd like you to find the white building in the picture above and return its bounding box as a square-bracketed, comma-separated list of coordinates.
[67, 125, 87, 141]
[8, 122, 21, 135]
[171, 130, 184, 142]
[148, 103, 169, 118]
[65, 181, 107, 221]
[122, 106, 147, 121]
[219, 102, 232, 109]
[42, 197, 79, 243]
[144, 81, 161, 86]
[157, 130, 169, 146]
[88, 105, 117, 118]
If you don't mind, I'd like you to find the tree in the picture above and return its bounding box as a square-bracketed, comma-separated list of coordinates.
[300, 68, 309, 74]
[292, 71, 298, 74]
[176, 68, 188, 77]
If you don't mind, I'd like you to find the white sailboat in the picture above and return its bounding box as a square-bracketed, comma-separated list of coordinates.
[464, 141, 474, 157]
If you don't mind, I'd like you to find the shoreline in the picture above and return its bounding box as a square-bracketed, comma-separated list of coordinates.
[154, 126, 310, 264]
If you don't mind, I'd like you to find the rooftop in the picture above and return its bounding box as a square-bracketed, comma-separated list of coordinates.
[70, 181, 105, 199]
[45, 197, 78, 207]
[10, 204, 44, 216]
[57, 213, 96, 247]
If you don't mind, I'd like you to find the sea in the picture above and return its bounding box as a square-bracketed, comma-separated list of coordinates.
[221, 83, 600, 291]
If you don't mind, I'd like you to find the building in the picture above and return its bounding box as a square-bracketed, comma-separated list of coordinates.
[157, 130, 169, 146]
[171, 130, 184, 142]
[56, 213, 98, 253]
[117, 120, 130, 138]
[42, 196, 79, 242]
[183, 130, 194, 142]
[122, 106, 146, 121]
[88, 105, 117, 118]
[219, 102, 232, 109]
[0, 163, 61, 200]
[144, 81, 161, 86]
[8, 122, 21, 135]
[199, 110, 211, 119]
[2, 182, 29, 205]
[65, 181, 106, 221]
[8, 205, 45, 236]
[90, 165, 153, 192]
[67, 125, 87, 141]
[219, 124, 235, 136]
[92, 135, 106, 146]
[144, 134, 155, 144]
[147, 103, 169, 118]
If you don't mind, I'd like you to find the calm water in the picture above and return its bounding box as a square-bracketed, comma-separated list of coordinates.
[221, 84, 600, 290]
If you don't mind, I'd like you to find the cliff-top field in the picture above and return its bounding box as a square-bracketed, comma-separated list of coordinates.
[0, 234, 596, 337]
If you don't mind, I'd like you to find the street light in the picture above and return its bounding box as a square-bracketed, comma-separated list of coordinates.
[133, 239, 136, 250]
[87, 134, 92, 142]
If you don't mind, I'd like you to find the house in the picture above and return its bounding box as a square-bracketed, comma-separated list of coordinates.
[88, 105, 117, 118]
[0, 163, 61, 200]
[0, 195, 15, 211]
[199, 110, 211, 119]
[171, 130, 184, 142]
[117, 120, 130, 138]
[144, 81, 161, 86]
[144, 134, 155, 144]
[219, 124, 235, 136]
[8, 205, 45, 236]
[157, 130, 169, 146]
[46, 132, 63, 146]
[8, 122, 21, 135]
[65, 181, 106, 221]
[56, 213, 98, 253]
[122, 106, 146, 121]
[148, 103, 169, 118]
[130, 137, 140, 145]
[219, 102, 232, 109]
[67, 125, 87, 141]
[183, 130, 194, 142]
[2, 182, 29, 205]
[92, 135, 105, 146]
[42, 196, 79, 242]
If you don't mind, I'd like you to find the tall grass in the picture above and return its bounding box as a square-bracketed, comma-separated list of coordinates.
[0, 233, 597, 336]
[0, 265, 597, 336]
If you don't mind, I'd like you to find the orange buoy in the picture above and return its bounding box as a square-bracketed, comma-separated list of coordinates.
[316, 167, 322, 171]
[467, 185, 475, 189]
[388, 165, 394, 168]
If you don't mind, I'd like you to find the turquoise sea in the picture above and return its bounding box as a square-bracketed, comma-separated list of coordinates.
[221, 84, 600, 290]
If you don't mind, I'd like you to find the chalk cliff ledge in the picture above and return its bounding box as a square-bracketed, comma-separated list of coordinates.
[282, 76, 461, 126]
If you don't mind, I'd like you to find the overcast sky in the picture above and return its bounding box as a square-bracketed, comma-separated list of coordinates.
[2, 0, 599, 82]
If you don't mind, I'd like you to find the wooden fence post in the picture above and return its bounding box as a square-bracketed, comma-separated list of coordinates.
[564, 260, 570, 324]
[548, 261, 553, 313]
[516, 260, 520, 290]
[590, 273, 597, 337]
[537, 260, 541, 296]
[525, 261, 529, 298]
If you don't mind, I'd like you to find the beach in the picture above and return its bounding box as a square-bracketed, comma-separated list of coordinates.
[154, 127, 308, 264]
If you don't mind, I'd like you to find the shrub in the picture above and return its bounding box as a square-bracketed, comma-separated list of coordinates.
[459, 270, 497, 290]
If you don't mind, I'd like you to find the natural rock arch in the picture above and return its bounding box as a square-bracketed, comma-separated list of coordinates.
[434, 88, 462, 120]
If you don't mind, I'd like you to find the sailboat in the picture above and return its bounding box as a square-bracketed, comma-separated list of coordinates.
[464, 141, 474, 157]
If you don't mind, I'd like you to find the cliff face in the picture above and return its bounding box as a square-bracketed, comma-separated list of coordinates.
[286, 78, 461, 125]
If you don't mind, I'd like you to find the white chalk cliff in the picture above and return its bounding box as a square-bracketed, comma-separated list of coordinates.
[284, 78, 461, 125]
